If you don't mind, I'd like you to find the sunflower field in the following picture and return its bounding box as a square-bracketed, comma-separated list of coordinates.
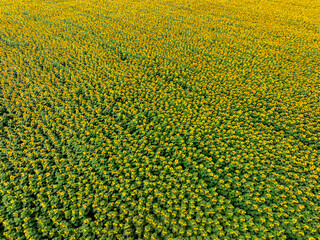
[0, 0, 320, 239]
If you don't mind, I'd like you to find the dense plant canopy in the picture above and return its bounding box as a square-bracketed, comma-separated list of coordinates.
[0, 0, 320, 239]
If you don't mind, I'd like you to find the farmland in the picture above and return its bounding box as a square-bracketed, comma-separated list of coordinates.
[0, 0, 320, 239]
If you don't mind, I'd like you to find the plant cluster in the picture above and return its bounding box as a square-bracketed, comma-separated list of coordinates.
[0, 0, 319, 239]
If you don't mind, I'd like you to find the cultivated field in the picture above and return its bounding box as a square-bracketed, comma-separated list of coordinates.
[0, 0, 320, 239]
